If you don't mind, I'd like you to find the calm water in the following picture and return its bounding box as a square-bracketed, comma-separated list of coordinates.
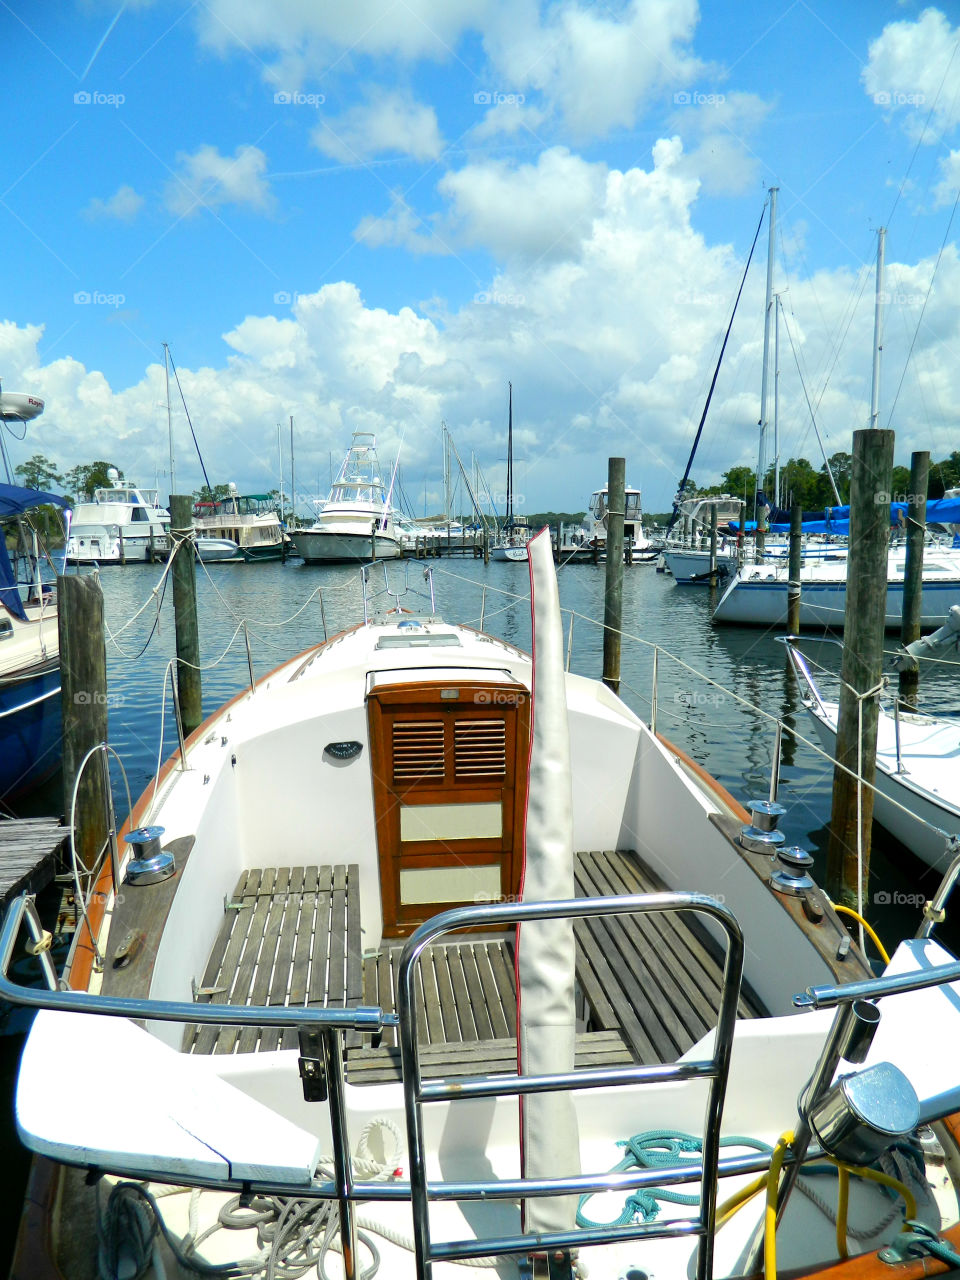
[3, 553, 958, 1269]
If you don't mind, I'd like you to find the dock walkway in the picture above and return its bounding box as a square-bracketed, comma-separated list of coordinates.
[0, 816, 65, 904]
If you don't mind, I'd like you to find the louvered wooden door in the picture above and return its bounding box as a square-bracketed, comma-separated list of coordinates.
[367, 680, 530, 936]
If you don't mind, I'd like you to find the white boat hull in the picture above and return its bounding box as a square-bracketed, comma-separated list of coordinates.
[715, 558, 960, 629]
[195, 537, 240, 563]
[805, 701, 960, 872]
[66, 533, 168, 564]
[490, 544, 528, 561]
[289, 529, 401, 562]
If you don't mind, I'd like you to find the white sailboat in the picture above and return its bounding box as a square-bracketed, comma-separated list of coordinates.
[7, 546, 960, 1276]
[490, 384, 530, 562]
[289, 432, 401, 563]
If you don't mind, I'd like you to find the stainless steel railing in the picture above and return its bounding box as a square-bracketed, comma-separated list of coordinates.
[395, 892, 745, 1280]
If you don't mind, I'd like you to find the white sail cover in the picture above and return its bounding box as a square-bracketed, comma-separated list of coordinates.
[517, 528, 581, 1234]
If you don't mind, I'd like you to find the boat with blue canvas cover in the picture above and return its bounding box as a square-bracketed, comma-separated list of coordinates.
[0, 482, 68, 802]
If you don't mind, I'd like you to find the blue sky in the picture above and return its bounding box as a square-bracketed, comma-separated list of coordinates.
[3, 1, 960, 514]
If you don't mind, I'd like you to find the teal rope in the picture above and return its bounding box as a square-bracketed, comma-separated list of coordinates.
[577, 1130, 772, 1229]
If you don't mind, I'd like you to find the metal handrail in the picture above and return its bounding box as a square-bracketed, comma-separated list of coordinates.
[361, 559, 437, 622]
[396, 892, 745, 1280]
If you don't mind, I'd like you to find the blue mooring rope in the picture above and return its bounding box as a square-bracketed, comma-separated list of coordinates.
[576, 1130, 773, 1229]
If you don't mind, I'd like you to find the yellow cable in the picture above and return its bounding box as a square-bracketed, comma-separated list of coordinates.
[765, 1130, 794, 1279]
[835, 1162, 917, 1223]
[716, 1173, 768, 1230]
[831, 904, 891, 965]
[836, 1165, 850, 1258]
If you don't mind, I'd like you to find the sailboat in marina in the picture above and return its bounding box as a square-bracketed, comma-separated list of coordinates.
[8, 542, 960, 1276]
[490, 383, 530, 561]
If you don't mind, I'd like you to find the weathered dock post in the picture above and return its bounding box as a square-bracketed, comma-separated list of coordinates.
[786, 499, 802, 632]
[483, 526, 490, 564]
[170, 494, 203, 737]
[370, 520, 377, 564]
[58, 573, 108, 869]
[602, 457, 625, 694]
[899, 450, 929, 708]
[118, 527, 126, 566]
[708, 504, 718, 589]
[826, 428, 894, 907]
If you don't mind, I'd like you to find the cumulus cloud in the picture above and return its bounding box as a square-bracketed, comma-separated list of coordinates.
[668, 92, 773, 196]
[83, 185, 145, 222]
[437, 146, 607, 262]
[863, 8, 960, 138]
[313, 90, 444, 164]
[8, 143, 960, 513]
[353, 192, 451, 255]
[164, 144, 274, 217]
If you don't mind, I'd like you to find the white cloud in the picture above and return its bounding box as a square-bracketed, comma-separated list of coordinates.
[437, 146, 607, 261]
[10, 142, 960, 514]
[83, 185, 145, 222]
[934, 149, 960, 206]
[470, 99, 548, 142]
[313, 90, 444, 164]
[353, 192, 451, 255]
[669, 93, 773, 196]
[164, 144, 274, 217]
[863, 8, 960, 138]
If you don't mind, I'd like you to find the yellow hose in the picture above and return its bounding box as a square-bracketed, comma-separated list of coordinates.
[831, 904, 891, 965]
[764, 1130, 794, 1279]
[715, 1173, 767, 1230]
[835, 1165, 849, 1259]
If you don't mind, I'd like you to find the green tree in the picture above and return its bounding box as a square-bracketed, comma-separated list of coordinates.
[819, 452, 852, 505]
[718, 465, 756, 504]
[14, 453, 62, 492]
[194, 483, 233, 504]
[64, 461, 122, 501]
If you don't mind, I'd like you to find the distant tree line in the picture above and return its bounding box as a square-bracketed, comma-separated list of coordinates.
[647, 449, 960, 524]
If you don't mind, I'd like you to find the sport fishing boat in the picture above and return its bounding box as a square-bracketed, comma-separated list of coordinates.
[566, 482, 659, 563]
[65, 471, 170, 565]
[289, 433, 401, 563]
[192, 486, 284, 561]
[6, 535, 960, 1278]
[0, 483, 67, 801]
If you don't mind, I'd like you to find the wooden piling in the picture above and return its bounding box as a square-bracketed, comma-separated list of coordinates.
[170, 495, 202, 737]
[826, 428, 895, 907]
[371, 521, 377, 564]
[58, 573, 108, 870]
[602, 457, 625, 694]
[787, 500, 802, 632]
[899, 450, 929, 708]
[483, 527, 490, 564]
[118, 527, 126, 566]
[708, 505, 718, 589]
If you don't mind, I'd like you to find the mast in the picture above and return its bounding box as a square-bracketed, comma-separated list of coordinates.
[774, 292, 781, 508]
[290, 416, 295, 525]
[755, 186, 777, 518]
[870, 226, 886, 430]
[506, 382, 514, 531]
[277, 423, 284, 522]
[442, 423, 451, 524]
[163, 342, 176, 500]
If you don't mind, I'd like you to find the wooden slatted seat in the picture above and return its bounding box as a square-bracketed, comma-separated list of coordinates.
[184, 864, 363, 1054]
[573, 850, 766, 1063]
